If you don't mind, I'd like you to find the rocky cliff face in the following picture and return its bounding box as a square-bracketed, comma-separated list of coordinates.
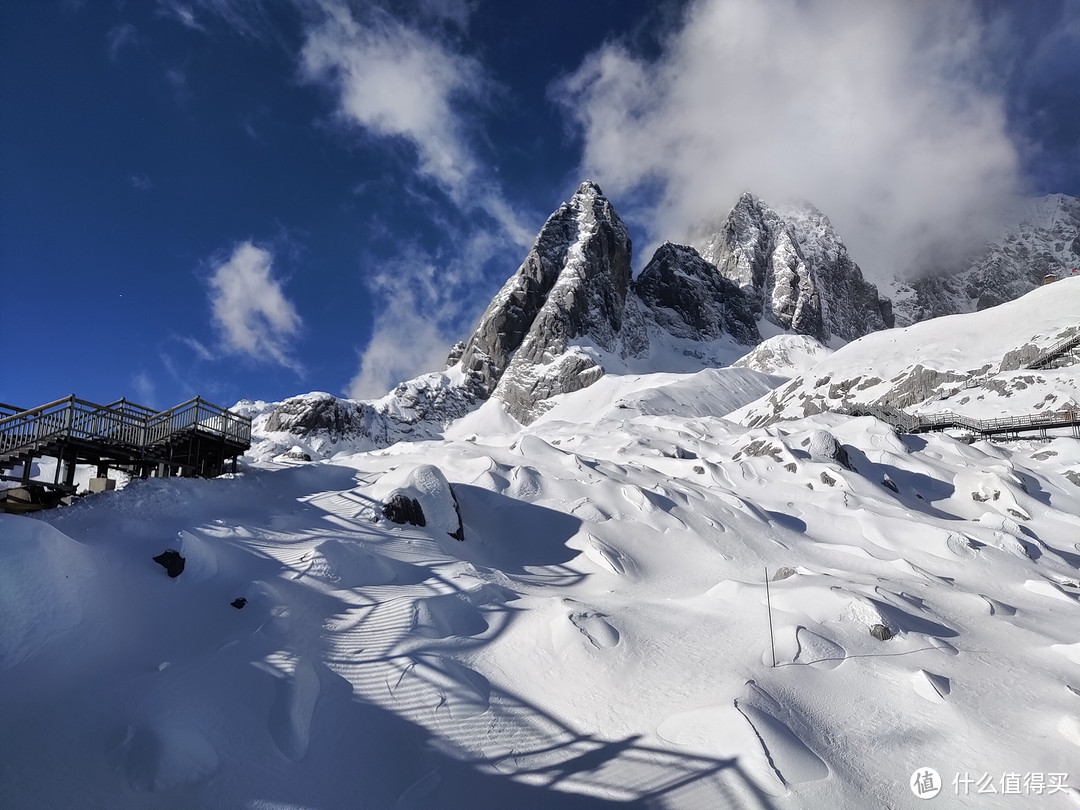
[695, 193, 827, 341]
[692, 193, 897, 344]
[453, 181, 634, 423]
[778, 203, 894, 339]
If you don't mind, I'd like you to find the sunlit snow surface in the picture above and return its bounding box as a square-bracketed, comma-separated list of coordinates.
[4, 297, 1080, 808]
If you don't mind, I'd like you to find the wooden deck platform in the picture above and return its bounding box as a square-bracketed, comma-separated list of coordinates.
[0, 396, 252, 503]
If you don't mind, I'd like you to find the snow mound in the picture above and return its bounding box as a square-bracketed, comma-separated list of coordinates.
[733, 334, 833, 377]
[368, 463, 463, 539]
[0, 515, 97, 669]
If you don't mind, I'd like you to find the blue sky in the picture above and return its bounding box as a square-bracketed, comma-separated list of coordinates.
[2, 0, 1078, 412]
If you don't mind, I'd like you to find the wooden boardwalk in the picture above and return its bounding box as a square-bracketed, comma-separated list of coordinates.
[0, 395, 251, 493]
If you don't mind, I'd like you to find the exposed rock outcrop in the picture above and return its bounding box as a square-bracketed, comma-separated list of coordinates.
[889, 194, 1080, 326]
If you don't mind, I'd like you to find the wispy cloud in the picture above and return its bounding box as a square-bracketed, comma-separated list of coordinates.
[157, 0, 535, 396]
[156, 0, 204, 31]
[107, 23, 139, 61]
[298, 2, 485, 200]
[131, 371, 157, 408]
[346, 229, 502, 399]
[207, 242, 303, 371]
[297, 1, 533, 396]
[129, 173, 153, 191]
[556, 0, 1023, 281]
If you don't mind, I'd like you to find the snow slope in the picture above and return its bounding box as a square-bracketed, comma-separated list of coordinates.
[3, 346, 1080, 807]
[734, 277, 1080, 427]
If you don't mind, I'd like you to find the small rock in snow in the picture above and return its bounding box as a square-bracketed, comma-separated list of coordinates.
[152, 550, 185, 578]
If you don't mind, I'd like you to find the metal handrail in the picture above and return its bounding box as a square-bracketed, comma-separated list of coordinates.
[0, 395, 252, 459]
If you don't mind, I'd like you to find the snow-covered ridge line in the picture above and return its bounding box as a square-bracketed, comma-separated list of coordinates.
[734, 278, 1080, 428]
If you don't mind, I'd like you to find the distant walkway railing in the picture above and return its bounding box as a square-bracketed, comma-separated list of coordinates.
[844, 402, 1080, 440]
[1027, 330, 1080, 370]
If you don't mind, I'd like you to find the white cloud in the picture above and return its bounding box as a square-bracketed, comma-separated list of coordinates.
[299, 1, 534, 397]
[207, 242, 303, 371]
[300, 2, 484, 197]
[346, 231, 502, 398]
[556, 0, 1023, 281]
[157, 0, 204, 31]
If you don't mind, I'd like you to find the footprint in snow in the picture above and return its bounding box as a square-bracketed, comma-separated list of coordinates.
[568, 611, 620, 649]
[620, 485, 655, 513]
[581, 534, 629, 576]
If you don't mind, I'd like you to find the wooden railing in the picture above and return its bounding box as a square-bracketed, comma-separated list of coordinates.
[0, 395, 251, 460]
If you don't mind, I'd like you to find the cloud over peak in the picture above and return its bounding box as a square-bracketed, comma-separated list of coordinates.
[557, 0, 1023, 281]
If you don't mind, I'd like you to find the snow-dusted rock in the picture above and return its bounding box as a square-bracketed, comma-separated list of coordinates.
[694, 192, 827, 341]
[734, 277, 1080, 427]
[370, 463, 464, 541]
[249, 373, 477, 459]
[779, 202, 894, 340]
[732, 334, 833, 377]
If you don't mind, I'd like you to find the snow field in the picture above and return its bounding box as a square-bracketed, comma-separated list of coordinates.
[3, 370, 1080, 806]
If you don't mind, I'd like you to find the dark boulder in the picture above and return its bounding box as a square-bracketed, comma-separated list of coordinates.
[153, 549, 185, 578]
[870, 623, 894, 641]
[383, 494, 426, 527]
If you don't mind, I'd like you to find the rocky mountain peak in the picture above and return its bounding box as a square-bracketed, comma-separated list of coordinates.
[694, 193, 827, 341]
[451, 182, 633, 423]
[889, 193, 1080, 326]
[777, 202, 894, 340]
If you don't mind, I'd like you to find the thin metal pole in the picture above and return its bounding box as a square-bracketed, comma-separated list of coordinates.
[764, 566, 776, 668]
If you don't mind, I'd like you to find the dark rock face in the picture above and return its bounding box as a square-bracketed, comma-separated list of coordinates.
[265, 395, 364, 439]
[870, 624, 894, 641]
[447, 485, 465, 542]
[382, 494, 426, 527]
[453, 202, 580, 398]
[153, 549, 185, 578]
[633, 243, 760, 345]
[695, 193, 827, 342]
[454, 181, 634, 423]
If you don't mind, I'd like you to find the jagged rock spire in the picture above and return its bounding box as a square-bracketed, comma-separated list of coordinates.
[450, 181, 632, 422]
